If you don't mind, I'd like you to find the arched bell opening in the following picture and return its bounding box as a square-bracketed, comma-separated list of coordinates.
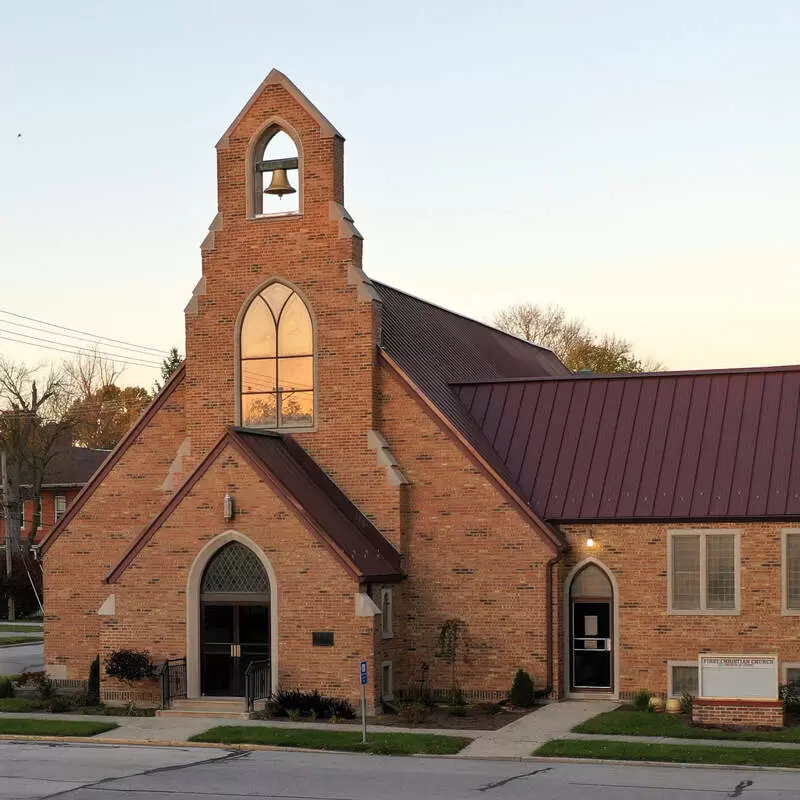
[252, 125, 301, 217]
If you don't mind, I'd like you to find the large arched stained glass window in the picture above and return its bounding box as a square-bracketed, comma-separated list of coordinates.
[240, 282, 314, 429]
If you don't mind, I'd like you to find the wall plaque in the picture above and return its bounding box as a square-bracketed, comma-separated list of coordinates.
[698, 654, 779, 700]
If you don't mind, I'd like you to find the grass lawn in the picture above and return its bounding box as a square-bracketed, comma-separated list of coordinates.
[0, 698, 44, 713]
[0, 636, 43, 646]
[190, 726, 470, 755]
[575, 705, 800, 743]
[0, 623, 43, 633]
[0, 718, 117, 737]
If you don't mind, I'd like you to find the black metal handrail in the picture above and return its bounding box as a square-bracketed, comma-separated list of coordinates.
[244, 659, 271, 712]
[159, 657, 187, 709]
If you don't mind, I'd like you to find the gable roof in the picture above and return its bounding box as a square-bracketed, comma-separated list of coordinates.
[454, 365, 800, 522]
[39, 363, 187, 556]
[37, 446, 109, 488]
[107, 428, 403, 584]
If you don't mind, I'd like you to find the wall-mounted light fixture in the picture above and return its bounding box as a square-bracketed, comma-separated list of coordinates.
[586, 536, 595, 548]
[223, 493, 235, 521]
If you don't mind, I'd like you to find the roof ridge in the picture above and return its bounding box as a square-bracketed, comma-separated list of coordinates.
[452, 363, 800, 386]
[372, 279, 562, 361]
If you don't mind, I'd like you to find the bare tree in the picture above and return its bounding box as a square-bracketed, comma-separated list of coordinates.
[493, 302, 663, 374]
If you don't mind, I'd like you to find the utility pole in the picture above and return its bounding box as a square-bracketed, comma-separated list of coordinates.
[1, 450, 14, 621]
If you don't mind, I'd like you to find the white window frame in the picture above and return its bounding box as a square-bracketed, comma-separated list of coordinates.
[667, 660, 699, 698]
[34, 496, 42, 531]
[54, 495, 67, 523]
[781, 529, 800, 615]
[782, 662, 800, 685]
[380, 588, 393, 639]
[667, 529, 741, 615]
[381, 661, 394, 701]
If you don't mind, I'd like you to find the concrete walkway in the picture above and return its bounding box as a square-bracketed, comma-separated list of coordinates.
[459, 700, 620, 758]
[565, 732, 800, 750]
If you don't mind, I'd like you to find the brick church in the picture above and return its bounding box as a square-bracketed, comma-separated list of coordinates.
[41, 71, 800, 711]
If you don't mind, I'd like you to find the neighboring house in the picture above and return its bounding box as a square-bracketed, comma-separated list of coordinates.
[1, 445, 109, 550]
[40, 71, 800, 710]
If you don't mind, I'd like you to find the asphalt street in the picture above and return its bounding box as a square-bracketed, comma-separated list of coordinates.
[0, 643, 43, 676]
[1, 740, 799, 800]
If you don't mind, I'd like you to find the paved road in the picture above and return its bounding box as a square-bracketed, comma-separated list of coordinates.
[0, 642, 43, 675]
[1, 740, 799, 799]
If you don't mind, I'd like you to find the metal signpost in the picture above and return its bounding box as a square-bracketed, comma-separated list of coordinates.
[360, 660, 368, 744]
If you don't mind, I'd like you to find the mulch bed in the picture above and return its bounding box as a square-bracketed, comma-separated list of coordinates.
[367, 703, 537, 731]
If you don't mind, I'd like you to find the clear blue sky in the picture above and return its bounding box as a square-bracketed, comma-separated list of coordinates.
[2, 1, 799, 388]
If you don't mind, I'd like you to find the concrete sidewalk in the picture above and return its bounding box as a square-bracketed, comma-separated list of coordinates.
[459, 700, 619, 758]
[565, 732, 800, 750]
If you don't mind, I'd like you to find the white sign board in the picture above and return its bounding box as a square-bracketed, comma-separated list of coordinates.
[698, 654, 779, 700]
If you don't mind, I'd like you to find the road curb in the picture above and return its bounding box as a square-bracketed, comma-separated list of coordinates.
[0, 640, 43, 649]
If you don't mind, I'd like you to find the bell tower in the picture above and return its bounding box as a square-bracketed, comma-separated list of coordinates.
[181, 70, 385, 509]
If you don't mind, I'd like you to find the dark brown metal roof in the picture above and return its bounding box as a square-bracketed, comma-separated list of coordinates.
[455, 366, 800, 521]
[37, 446, 109, 488]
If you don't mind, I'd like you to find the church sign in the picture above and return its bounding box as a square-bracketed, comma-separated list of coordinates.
[698, 654, 779, 700]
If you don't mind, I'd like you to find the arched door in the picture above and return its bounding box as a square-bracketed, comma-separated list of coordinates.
[200, 542, 271, 696]
[569, 564, 613, 691]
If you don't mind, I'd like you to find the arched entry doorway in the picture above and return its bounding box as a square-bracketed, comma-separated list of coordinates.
[199, 542, 271, 696]
[567, 562, 615, 693]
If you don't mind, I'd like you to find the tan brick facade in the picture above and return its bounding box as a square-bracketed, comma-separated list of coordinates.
[693, 699, 785, 729]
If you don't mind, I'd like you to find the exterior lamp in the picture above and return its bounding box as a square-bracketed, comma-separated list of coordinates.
[223, 493, 235, 521]
[586, 536, 595, 548]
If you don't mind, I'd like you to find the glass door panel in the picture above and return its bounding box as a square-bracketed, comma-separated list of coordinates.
[202, 604, 235, 696]
[572, 601, 612, 689]
[237, 605, 270, 694]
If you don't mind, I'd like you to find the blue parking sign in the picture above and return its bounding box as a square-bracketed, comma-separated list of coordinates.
[360, 660, 368, 685]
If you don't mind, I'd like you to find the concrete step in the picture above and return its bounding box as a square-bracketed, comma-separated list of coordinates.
[157, 708, 251, 720]
[170, 698, 247, 713]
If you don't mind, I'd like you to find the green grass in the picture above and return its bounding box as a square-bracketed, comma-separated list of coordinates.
[0, 623, 43, 633]
[0, 698, 44, 712]
[190, 726, 470, 755]
[574, 705, 800, 743]
[0, 718, 117, 737]
[536, 739, 800, 768]
[0, 636, 43, 646]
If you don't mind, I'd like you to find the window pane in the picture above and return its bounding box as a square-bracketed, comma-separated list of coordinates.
[277, 357, 313, 392]
[787, 667, 800, 685]
[279, 391, 313, 428]
[242, 359, 277, 394]
[570, 564, 612, 598]
[706, 534, 736, 610]
[787, 534, 800, 610]
[242, 394, 277, 428]
[278, 293, 313, 356]
[241, 300, 276, 358]
[262, 283, 293, 318]
[672, 665, 698, 696]
[671, 535, 701, 610]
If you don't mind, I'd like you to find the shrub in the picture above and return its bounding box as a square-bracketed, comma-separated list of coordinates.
[48, 696, 73, 713]
[398, 701, 430, 724]
[0, 677, 14, 699]
[273, 689, 356, 720]
[632, 689, 653, 710]
[17, 671, 54, 701]
[105, 649, 156, 709]
[87, 656, 101, 705]
[680, 691, 695, 716]
[509, 668, 535, 708]
[447, 704, 467, 717]
[780, 682, 800, 714]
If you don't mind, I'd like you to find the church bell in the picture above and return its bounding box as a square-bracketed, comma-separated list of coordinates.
[264, 168, 296, 198]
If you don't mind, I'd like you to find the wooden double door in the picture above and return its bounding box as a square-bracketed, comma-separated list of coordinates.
[201, 603, 270, 697]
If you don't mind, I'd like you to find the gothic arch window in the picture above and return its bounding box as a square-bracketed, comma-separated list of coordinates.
[201, 542, 270, 596]
[240, 282, 315, 430]
[253, 126, 300, 216]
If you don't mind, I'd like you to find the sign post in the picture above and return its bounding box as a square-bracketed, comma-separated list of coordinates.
[360, 660, 368, 744]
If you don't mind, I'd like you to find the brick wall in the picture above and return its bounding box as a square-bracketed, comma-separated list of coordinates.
[558, 522, 800, 698]
[0, 489, 80, 546]
[693, 698, 784, 729]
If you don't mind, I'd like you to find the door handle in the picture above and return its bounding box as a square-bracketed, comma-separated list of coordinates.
[230, 644, 241, 657]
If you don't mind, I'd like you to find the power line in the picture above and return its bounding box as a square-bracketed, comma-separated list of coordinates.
[0, 333, 161, 370]
[0, 308, 165, 356]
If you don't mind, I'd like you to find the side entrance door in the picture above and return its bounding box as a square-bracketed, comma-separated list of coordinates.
[571, 600, 612, 690]
[201, 603, 270, 696]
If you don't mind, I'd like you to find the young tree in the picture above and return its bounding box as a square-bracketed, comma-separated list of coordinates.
[493, 302, 663, 374]
[153, 347, 183, 393]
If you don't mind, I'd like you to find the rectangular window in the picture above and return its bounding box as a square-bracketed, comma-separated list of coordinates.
[380, 588, 393, 639]
[381, 661, 393, 701]
[783, 531, 800, 613]
[668, 662, 699, 697]
[669, 530, 739, 613]
[784, 665, 800, 686]
[55, 495, 67, 522]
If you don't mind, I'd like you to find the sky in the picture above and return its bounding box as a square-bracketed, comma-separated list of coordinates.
[2, 1, 799, 389]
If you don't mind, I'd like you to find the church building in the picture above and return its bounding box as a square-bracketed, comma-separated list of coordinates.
[41, 71, 800, 712]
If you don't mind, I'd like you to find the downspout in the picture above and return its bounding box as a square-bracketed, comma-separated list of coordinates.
[543, 537, 570, 699]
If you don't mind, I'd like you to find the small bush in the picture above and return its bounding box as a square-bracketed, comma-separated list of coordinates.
[447, 704, 467, 717]
[0, 677, 14, 699]
[48, 696, 73, 713]
[509, 668, 535, 708]
[273, 689, 356, 720]
[632, 689, 653, 710]
[398, 701, 430, 724]
[105, 650, 156, 685]
[17, 671, 53, 701]
[87, 656, 101, 705]
[780, 682, 800, 714]
[681, 691, 695, 716]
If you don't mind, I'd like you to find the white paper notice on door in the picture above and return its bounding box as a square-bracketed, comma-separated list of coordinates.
[585, 615, 598, 636]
